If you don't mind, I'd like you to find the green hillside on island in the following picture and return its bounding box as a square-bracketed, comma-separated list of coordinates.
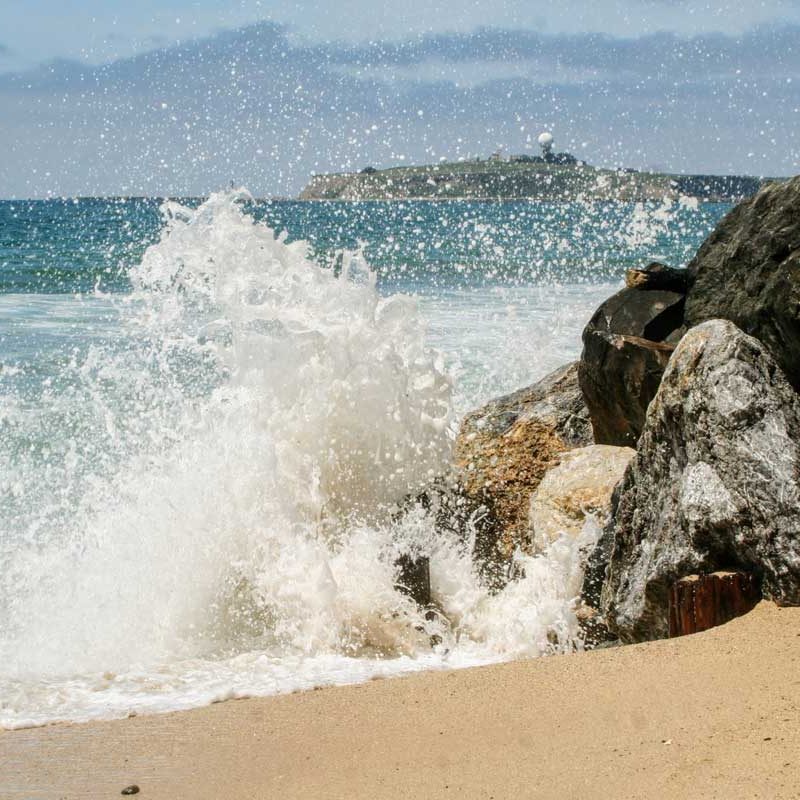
[299, 156, 767, 203]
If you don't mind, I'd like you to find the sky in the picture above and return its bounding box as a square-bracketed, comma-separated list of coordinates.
[1, 1, 799, 197]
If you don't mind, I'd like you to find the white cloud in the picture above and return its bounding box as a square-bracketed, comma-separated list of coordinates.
[1, 21, 798, 197]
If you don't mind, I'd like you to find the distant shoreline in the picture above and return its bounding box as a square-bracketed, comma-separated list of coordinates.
[298, 159, 771, 204]
[0, 194, 753, 204]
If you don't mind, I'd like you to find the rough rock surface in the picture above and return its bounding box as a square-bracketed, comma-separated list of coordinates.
[596, 319, 800, 642]
[625, 262, 690, 293]
[578, 286, 684, 446]
[454, 362, 593, 560]
[528, 445, 635, 553]
[685, 175, 800, 390]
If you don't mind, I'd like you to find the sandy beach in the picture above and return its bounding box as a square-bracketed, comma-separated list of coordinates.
[2, 601, 798, 799]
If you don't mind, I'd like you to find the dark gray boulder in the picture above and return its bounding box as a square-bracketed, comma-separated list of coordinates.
[685, 175, 800, 390]
[579, 287, 684, 446]
[596, 319, 800, 642]
[625, 262, 690, 293]
[458, 361, 592, 448]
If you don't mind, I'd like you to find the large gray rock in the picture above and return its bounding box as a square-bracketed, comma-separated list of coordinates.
[685, 175, 800, 390]
[579, 286, 684, 446]
[597, 319, 800, 642]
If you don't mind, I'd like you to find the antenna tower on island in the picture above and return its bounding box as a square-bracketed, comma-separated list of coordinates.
[537, 132, 554, 159]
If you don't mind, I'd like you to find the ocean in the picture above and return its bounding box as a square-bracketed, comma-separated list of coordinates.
[0, 191, 729, 728]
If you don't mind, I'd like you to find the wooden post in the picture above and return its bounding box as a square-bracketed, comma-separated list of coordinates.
[394, 554, 431, 608]
[668, 571, 761, 637]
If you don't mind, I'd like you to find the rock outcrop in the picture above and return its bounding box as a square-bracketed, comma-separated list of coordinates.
[578, 284, 684, 447]
[454, 362, 593, 562]
[528, 445, 635, 554]
[685, 175, 800, 389]
[595, 319, 800, 642]
[625, 262, 690, 293]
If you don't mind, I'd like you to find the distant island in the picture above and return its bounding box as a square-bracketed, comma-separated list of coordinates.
[299, 132, 768, 203]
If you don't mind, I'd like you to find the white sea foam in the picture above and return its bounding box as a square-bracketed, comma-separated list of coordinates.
[0, 191, 600, 728]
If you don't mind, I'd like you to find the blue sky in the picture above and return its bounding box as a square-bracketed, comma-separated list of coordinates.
[1, 1, 799, 197]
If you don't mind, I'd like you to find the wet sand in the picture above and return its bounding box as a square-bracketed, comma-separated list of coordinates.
[2, 601, 798, 799]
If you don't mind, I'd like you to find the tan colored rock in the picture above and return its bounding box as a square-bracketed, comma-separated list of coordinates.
[528, 444, 635, 553]
[454, 362, 593, 559]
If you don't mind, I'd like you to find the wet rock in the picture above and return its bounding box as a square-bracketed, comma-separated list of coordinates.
[574, 602, 616, 649]
[580, 333, 675, 447]
[582, 285, 686, 343]
[121, 787, 140, 796]
[578, 286, 685, 447]
[685, 176, 800, 390]
[595, 320, 800, 642]
[625, 262, 690, 293]
[528, 444, 635, 554]
[454, 362, 593, 563]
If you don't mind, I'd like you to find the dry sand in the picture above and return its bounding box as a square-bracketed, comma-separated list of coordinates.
[2, 601, 798, 799]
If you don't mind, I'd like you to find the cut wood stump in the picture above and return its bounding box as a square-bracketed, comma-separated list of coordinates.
[668, 571, 761, 637]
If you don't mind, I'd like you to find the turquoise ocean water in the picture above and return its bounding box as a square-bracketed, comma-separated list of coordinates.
[0, 194, 728, 727]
